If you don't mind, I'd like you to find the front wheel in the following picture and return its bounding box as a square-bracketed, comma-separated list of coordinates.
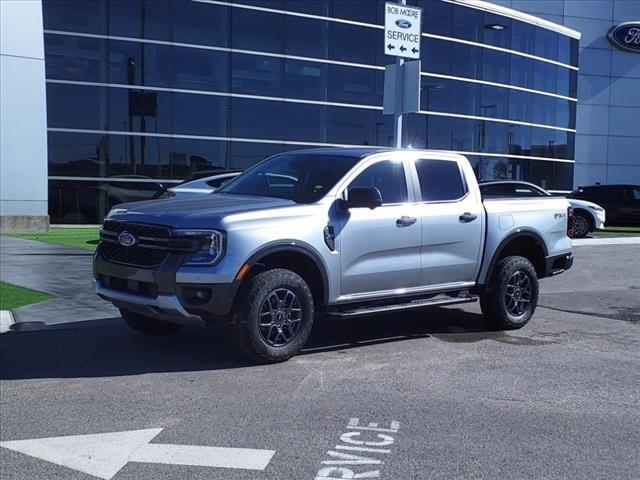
[480, 256, 539, 330]
[231, 268, 314, 363]
[120, 309, 183, 334]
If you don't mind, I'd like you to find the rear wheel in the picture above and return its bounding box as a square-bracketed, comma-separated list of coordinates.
[231, 268, 314, 363]
[120, 309, 183, 334]
[573, 212, 591, 238]
[480, 256, 539, 330]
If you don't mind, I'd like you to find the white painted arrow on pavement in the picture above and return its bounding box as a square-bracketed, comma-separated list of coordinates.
[0, 428, 275, 479]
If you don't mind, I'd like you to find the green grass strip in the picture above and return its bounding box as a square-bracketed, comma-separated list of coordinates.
[0, 281, 54, 310]
[12, 227, 100, 250]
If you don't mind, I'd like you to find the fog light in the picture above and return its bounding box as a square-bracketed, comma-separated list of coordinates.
[182, 287, 212, 305]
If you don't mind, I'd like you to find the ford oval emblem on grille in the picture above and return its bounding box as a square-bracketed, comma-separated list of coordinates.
[396, 19, 411, 29]
[118, 231, 137, 247]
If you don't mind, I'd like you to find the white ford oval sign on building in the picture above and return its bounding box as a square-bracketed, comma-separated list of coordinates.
[385, 2, 422, 59]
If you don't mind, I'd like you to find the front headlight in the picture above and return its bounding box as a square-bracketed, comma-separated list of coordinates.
[174, 229, 225, 266]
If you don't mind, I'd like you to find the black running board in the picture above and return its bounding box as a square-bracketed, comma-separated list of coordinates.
[327, 294, 478, 318]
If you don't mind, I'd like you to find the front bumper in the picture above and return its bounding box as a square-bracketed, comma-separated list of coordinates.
[93, 251, 237, 325]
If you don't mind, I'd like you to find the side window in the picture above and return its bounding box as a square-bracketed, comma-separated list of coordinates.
[348, 160, 408, 204]
[415, 159, 467, 202]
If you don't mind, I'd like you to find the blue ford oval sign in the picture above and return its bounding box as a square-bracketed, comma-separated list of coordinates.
[608, 22, 640, 53]
[395, 19, 412, 29]
[118, 231, 137, 247]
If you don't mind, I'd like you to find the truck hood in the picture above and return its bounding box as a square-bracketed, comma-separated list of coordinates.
[106, 193, 296, 228]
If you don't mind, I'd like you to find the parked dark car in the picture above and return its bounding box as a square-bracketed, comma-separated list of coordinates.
[567, 185, 640, 227]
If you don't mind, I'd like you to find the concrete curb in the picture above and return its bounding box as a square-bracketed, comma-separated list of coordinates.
[0, 310, 16, 334]
[573, 237, 640, 246]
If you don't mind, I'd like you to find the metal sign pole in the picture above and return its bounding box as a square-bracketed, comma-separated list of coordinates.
[394, 0, 406, 149]
[394, 55, 404, 148]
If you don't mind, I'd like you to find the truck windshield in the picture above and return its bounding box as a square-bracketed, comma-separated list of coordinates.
[217, 153, 360, 203]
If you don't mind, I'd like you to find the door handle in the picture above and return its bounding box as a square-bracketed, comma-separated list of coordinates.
[396, 216, 417, 227]
[459, 212, 477, 223]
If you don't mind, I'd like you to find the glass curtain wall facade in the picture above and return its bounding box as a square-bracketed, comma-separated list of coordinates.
[42, 0, 579, 224]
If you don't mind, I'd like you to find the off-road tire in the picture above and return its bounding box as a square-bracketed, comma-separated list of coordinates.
[120, 308, 183, 334]
[480, 255, 539, 330]
[231, 268, 314, 363]
[573, 212, 591, 238]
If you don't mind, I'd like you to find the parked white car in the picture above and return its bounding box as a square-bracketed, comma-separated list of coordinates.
[479, 181, 605, 238]
[164, 171, 242, 199]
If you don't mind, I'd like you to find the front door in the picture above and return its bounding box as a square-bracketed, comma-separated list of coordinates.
[337, 158, 421, 297]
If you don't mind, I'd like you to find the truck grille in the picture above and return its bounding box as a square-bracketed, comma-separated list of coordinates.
[99, 242, 168, 268]
[99, 221, 172, 268]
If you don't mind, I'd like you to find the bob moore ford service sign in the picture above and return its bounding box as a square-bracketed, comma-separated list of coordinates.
[385, 2, 422, 59]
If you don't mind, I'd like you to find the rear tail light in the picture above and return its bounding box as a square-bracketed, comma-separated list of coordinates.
[567, 206, 574, 238]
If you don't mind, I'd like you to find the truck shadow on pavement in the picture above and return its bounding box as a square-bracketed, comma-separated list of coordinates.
[0, 306, 499, 380]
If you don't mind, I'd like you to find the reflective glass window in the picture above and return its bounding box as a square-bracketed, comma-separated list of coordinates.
[415, 159, 467, 201]
[284, 103, 327, 143]
[534, 27, 559, 61]
[231, 8, 284, 53]
[329, 23, 376, 64]
[172, 47, 229, 92]
[511, 20, 535, 55]
[451, 4, 483, 42]
[482, 49, 510, 84]
[42, 0, 107, 34]
[483, 13, 511, 49]
[284, 16, 329, 58]
[423, 38, 452, 76]
[328, 65, 377, 105]
[421, 79, 450, 113]
[45, 34, 105, 82]
[449, 81, 479, 116]
[230, 98, 284, 140]
[231, 54, 283, 97]
[452, 44, 482, 80]
[333, 0, 378, 23]
[47, 83, 107, 130]
[509, 90, 532, 124]
[480, 84, 509, 120]
[172, 93, 228, 137]
[420, 0, 452, 37]
[510, 55, 533, 89]
[533, 62, 557, 94]
[284, 60, 328, 101]
[450, 117, 476, 152]
[284, 0, 329, 16]
[171, 1, 229, 47]
[108, 0, 142, 38]
[348, 160, 408, 204]
[326, 107, 377, 146]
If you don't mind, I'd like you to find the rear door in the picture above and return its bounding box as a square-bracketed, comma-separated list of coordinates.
[337, 157, 422, 297]
[410, 158, 484, 286]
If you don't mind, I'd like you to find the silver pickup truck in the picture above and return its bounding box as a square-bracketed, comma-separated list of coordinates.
[94, 148, 574, 362]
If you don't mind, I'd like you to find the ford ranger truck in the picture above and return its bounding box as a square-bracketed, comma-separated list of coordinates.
[94, 148, 574, 363]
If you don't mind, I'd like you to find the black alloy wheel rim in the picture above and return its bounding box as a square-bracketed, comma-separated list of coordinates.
[259, 288, 303, 347]
[505, 270, 532, 317]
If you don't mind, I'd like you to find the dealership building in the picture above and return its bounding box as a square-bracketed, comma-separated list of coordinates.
[0, 0, 638, 229]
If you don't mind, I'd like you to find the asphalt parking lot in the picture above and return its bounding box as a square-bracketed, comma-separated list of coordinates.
[1, 243, 639, 479]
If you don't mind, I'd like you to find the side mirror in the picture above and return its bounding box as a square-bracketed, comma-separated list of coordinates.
[342, 186, 383, 210]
